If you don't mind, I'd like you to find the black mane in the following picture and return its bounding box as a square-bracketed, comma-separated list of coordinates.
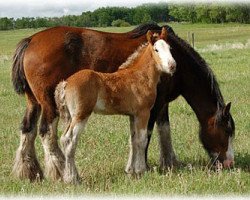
[169, 33, 225, 107]
[130, 22, 175, 39]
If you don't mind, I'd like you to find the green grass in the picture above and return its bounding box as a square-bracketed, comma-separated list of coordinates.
[0, 23, 249, 195]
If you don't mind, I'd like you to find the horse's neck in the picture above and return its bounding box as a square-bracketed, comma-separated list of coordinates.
[179, 55, 223, 124]
[127, 46, 161, 85]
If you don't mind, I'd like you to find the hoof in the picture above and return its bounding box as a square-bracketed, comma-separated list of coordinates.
[63, 175, 81, 184]
[12, 155, 44, 182]
[44, 153, 65, 181]
[63, 170, 81, 184]
[125, 164, 149, 178]
[160, 158, 183, 172]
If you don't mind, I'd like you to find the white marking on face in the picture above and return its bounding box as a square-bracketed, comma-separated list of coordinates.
[226, 136, 234, 161]
[154, 39, 176, 74]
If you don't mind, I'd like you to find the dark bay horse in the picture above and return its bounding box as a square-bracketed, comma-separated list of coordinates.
[55, 28, 176, 183]
[12, 23, 235, 182]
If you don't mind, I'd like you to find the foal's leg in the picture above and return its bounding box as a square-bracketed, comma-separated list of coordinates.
[60, 117, 88, 184]
[156, 103, 179, 170]
[12, 93, 43, 181]
[125, 111, 150, 176]
[125, 116, 135, 174]
[39, 100, 65, 181]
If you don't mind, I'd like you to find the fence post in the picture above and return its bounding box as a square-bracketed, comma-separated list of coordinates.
[187, 32, 190, 44]
[192, 32, 195, 48]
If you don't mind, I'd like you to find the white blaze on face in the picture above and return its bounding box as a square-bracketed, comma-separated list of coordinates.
[222, 136, 234, 168]
[226, 136, 234, 161]
[153, 39, 176, 74]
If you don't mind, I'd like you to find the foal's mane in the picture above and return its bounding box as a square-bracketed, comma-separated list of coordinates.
[119, 43, 148, 70]
[169, 33, 225, 107]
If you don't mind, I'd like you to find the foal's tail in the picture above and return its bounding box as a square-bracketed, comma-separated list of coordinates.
[55, 81, 71, 125]
[12, 37, 32, 95]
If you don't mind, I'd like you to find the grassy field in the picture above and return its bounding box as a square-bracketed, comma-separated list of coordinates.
[0, 23, 249, 196]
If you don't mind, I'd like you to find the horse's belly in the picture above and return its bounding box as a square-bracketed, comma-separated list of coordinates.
[93, 97, 116, 115]
[93, 95, 131, 115]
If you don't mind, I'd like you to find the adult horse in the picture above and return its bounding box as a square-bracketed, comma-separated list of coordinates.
[12, 23, 235, 181]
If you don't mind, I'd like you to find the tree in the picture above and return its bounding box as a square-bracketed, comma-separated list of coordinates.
[0, 17, 14, 30]
[209, 5, 226, 23]
[111, 19, 130, 27]
[196, 5, 211, 23]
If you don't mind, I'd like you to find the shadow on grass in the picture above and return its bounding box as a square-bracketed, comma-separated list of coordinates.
[153, 153, 250, 175]
[235, 152, 250, 172]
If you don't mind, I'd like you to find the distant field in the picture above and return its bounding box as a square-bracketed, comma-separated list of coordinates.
[0, 23, 249, 195]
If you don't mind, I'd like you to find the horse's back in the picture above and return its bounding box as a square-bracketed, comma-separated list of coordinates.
[23, 27, 132, 93]
[22, 27, 92, 101]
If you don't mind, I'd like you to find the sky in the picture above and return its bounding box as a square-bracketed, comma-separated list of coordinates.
[0, 0, 249, 19]
[0, 0, 163, 18]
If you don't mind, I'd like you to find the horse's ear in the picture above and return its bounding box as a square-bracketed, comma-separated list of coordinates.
[223, 102, 231, 116]
[160, 27, 167, 40]
[146, 30, 153, 44]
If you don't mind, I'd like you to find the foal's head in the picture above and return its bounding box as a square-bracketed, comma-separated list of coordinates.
[200, 102, 235, 168]
[147, 27, 176, 75]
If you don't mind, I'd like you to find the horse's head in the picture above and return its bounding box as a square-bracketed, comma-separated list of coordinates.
[146, 27, 176, 75]
[200, 102, 235, 168]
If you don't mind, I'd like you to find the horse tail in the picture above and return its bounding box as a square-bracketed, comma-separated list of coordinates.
[55, 81, 71, 125]
[12, 37, 32, 95]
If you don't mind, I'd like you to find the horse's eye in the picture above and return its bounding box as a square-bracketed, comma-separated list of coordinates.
[155, 49, 159, 52]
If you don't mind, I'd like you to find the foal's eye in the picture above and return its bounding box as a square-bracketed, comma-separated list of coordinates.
[155, 49, 159, 53]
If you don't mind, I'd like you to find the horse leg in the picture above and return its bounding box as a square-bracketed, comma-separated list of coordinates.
[12, 92, 43, 181]
[60, 117, 88, 184]
[125, 111, 150, 176]
[145, 106, 158, 166]
[125, 116, 135, 174]
[39, 101, 65, 181]
[156, 103, 179, 170]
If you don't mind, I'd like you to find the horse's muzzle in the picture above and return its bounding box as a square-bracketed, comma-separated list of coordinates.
[223, 159, 234, 168]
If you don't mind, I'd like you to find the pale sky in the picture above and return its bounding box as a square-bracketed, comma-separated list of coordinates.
[0, 0, 163, 18]
[0, 0, 249, 19]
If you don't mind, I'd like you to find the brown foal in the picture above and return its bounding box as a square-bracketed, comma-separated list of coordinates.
[54, 28, 176, 183]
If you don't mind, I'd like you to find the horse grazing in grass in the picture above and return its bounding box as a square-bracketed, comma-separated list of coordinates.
[12, 23, 235, 182]
[54, 28, 176, 183]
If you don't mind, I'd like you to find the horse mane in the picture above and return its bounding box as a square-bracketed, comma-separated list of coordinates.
[169, 33, 225, 107]
[130, 22, 175, 39]
[119, 43, 148, 70]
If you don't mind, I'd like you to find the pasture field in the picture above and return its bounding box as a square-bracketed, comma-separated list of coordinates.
[0, 23, 249, 196]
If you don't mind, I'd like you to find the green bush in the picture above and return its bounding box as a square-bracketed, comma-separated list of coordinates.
[111, 19, 131, 27]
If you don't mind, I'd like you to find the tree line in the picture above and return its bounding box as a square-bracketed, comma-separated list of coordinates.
[0, 3, 249, 30]
[169, 3, 250, 23]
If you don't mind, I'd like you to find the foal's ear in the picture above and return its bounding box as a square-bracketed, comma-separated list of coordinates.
[146, 30, 153, 44]
[160, 27, 167, 40]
